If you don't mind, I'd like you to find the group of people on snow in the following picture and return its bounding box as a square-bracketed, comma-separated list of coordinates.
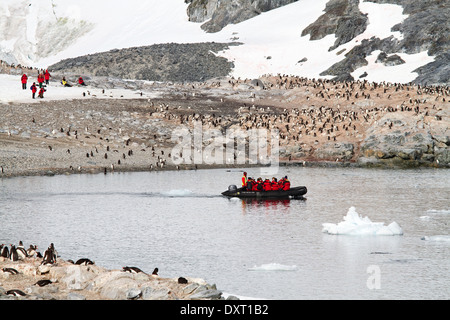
[22, 70, 50, 99]
[20, 70, 87, 99]
[241, 172, 291, 191]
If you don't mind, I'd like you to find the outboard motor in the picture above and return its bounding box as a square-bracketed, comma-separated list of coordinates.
[228, 185, 237, 192]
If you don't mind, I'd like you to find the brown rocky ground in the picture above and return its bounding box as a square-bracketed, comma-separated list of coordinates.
[0, 75, 448, 178]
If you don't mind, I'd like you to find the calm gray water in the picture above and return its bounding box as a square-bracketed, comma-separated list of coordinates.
[1, 167, 449, 300]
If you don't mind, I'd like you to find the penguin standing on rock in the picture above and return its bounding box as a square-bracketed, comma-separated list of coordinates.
[9, 245, 19, 261]
[16, 241, 28, 259]
[42, 243, 57, 265]
[1, 244, 9, 258]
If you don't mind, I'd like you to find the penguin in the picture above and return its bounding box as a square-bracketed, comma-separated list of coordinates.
[122, 266, 145, 274]
[0, 244, 8, 257]
[178, 277, 188, 284]
[42, 245, 56, 265]
[152, 268, 158, 277]
[26, 245, 37, 257]
[49, 243, 58, 258]
[2, 267, 19, 275]
[34, 279, 53, 287]
[9, 245, 19, 261]
[16, 242, 27, 259]
[75, 258, 94, 265]
[6, 289, 26, 297]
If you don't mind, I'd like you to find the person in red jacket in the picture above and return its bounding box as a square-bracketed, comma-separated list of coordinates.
[30, 82, 37, 99]
[78, 77, 87, 86]
[38, 87, 46, 99]
[282, 176, 291, 191]
[263, 179, 272, 191]
[255, 178, 263, 191]
[271, 177, 280, 191]
[37, 73, 45, 88]
[21, 74, 28, 90]
[44, 70, 51, 85]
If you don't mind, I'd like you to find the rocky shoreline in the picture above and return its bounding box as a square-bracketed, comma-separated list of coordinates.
[0, 244, 229, 300]
[0, 74, 448, 180]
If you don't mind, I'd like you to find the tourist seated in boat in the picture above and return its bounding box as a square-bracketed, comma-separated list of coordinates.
[263, 179, 272, 191]
[280, 176, 291, 191]
[271, 177, 280, 191]
[256, 178, 264, 191]
[246, 177, 254, 191]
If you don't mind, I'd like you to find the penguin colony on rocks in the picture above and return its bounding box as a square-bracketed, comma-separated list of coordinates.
[1, 240, 163, 298]
[0, 74, 447, 176]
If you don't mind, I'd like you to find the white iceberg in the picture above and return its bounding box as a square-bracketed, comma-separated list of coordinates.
[322, 207, 403, 236]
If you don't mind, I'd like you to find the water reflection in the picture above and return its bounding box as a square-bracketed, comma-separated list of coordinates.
[240, 198, 292, 214]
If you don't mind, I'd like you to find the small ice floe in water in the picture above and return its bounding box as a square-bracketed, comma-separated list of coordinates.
[322, 207, 403, 236]
[421, 235, 450, 242]
[161, 189, 194, 197]
[248, 263, 298, 271]
[426, 209, 450, 215]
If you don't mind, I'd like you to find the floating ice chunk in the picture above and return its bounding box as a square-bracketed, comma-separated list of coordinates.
[421, 235, 450, 242]
[248, 263, 298, 271]
[376, 221, 403, 236]
[322, 207, 403, 236]
[426, 209, 450, 215]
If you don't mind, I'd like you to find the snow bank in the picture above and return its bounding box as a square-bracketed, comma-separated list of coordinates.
[322, 207, 403, 236]
[0, 74, 148, 104]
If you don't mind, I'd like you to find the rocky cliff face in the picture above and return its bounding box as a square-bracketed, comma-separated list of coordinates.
[185, 0, 449, 85]
[301, 0, 368, 51]
[49, 42, 238, 82]
[185, 0, 298, 32]
[314, 0, 449, 84]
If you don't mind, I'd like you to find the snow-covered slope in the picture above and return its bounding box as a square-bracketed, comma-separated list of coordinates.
[0, 0, 437, 83]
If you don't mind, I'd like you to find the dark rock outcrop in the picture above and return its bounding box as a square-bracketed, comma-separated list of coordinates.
[315, 0, 449, 85]
[185, 0, 298, 33]
[49, 42, 238, 82]
[301, 0, 368, 51]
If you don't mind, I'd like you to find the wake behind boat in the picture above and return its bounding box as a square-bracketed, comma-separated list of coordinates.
[222, 185, 307, 200]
